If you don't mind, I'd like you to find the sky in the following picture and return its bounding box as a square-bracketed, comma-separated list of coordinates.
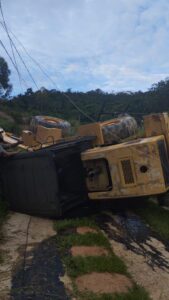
[0, 0, 169, 95]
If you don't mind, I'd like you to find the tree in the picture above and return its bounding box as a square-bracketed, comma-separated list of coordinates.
[25, 88, 33, 96]
[0, 57, 12, 98]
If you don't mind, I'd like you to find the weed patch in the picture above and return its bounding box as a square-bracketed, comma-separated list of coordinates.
[55, 216, 150, 300]
[57, 232, 110, 253]
[64, 255, 127, 278]
[135, 200, 169, 239]
[54, 217, 97, 233]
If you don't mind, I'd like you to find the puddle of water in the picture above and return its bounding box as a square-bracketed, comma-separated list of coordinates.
[115, 212, 150, 243]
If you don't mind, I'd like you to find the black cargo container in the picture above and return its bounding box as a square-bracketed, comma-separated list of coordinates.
[0, 137, 94, 217]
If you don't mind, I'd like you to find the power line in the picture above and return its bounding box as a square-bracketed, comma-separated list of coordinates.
[61, 92, 95, 122]
[11, 40, 39, 90]
[0, 0, 39, 90]
[0, 21, 39, 90]
[3, 25, 95, 122]
[9, 30, 57, 87]
[0, 39, 28, 89]
[15, 41, 94, 121]
[0, 0, 24, 91]
[0, 39, 18, 71]
[0, 5, 94, 122]
[0, 2, 24, 91]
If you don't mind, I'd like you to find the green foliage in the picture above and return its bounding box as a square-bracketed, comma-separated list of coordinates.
[0, 57, 12, 97]
[0, 118, 21, 135]
[10, 111, 23, 123]
[135, 200, 169, 239]
[1, 77, 169, 128]
[0, 118, 13, 131]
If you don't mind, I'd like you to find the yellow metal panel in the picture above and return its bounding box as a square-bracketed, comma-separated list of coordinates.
[36, 126, 62, 144]
[22, 130, 37, 147]
[78, 123, 104, 146]
[144, 113, 169, 152]
[81, 135, 168, 200]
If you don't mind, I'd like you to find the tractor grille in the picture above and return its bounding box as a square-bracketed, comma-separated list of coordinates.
[121, 159, 135, 184]
[157, 140, 169, 186]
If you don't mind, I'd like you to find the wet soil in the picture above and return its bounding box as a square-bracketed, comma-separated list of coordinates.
[0, 212, 70, 300]
[96, 211, 169, 300]
[11, 237, 70, 300]
[97, 211, 169, 270]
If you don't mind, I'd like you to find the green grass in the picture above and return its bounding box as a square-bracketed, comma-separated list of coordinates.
[134, 200, 169, 240]
[57, 232, 110, 252]
[55, 217, 150, 300]
[64, 255, 127, 278]
[77, 285, 150, 300]
[54, 217, 97, 233]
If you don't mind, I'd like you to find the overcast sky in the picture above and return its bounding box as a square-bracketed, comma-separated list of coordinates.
[0, 0, 169, 95]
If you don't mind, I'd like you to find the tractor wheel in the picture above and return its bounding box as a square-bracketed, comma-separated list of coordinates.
[30, 116, 71, 136]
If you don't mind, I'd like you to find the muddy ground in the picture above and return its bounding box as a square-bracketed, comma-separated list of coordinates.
[0, 212, 69, 300]
[0, 210, 169, 299]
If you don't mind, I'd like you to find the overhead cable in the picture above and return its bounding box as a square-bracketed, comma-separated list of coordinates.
[0, 21, 39, 89]
[0, 39, 28, 89]
[0, 0, 24, 90]
[3, 25, 95, 122]
[9, 29, 57, 87]
[0, 4, 94, 122]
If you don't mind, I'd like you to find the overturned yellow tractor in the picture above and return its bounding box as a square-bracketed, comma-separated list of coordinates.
[1, 112, 169, 217]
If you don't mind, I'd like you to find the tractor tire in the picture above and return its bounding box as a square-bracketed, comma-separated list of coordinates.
[102, 115, 137, 145]
[30, 116, 71, 137]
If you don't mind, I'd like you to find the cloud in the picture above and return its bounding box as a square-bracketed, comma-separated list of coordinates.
[64, 63, 81, 74]
[0, 0, 169, 94]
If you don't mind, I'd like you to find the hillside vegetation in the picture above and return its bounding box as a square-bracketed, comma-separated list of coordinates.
[0, 78, 169, 134]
